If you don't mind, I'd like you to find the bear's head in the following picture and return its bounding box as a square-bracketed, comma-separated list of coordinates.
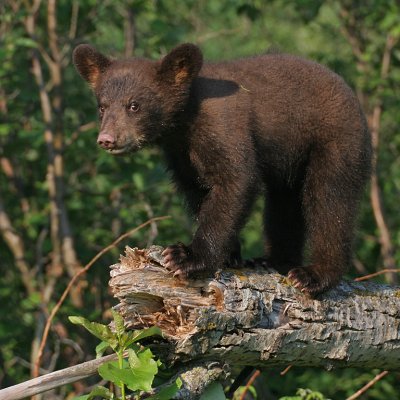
[73, 43, 203, 154]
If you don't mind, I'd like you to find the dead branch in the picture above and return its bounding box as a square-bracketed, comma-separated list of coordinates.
[0, 353, 117, 400]
[111, 246, 400, 375]
[346, 370, 389, 400]
[2, 245, 399, 400]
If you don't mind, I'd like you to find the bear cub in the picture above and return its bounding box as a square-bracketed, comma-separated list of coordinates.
[73, 43, 371, 295]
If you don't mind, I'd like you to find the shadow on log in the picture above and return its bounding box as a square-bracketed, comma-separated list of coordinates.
[110, 246, 400, 377]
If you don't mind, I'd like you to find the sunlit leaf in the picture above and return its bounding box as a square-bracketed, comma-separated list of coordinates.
[124, 326, 163, 348]
[95, 341, 110, 358]
[98, 361, 126, 388]
[126, 348, 159, 392]
[69, 316, 118, 349]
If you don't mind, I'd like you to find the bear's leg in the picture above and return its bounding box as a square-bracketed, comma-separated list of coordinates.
[163, 174, 257, 277]
[288, 149, 361, 295]
[264, 185, 305, 274]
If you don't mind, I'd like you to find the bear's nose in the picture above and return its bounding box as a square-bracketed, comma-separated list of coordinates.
[97, 133, 116, 149]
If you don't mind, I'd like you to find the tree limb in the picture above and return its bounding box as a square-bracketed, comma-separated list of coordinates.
[110, 246, 400, 373]
[2, 245, 399, 399]
[0, 353, 117, 400]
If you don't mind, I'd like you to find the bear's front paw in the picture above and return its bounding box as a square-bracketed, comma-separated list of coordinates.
[162, 242, 194, 278]
[288, 265, 329, 296]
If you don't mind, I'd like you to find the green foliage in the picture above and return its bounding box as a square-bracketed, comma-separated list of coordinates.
[69, 311, 180, 399]
[74, 386, 114, 400]
[280, 387, 329, 400]
[69, 316, 119, 349]
[1, 0, 400, 398]
[233, 384, 257, 399]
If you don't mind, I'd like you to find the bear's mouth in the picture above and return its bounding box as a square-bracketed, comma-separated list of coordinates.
[107, 147, 129, 155]
[106, 142, 142, 155]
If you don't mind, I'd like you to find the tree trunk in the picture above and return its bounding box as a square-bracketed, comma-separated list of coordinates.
[110, 246, 400, 372]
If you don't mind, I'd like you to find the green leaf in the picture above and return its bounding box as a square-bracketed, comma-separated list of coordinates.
[69, 316, 118, 349]
[199, 382, 226, 400]
[76, 386, 114, 400]
[279, 388, 329, 400]
[95, 341, 110, 358]
[124, 326, 162, 348]
[88, 386, 114, 399]
[146, 377, 182, 400]
[126, 347, 159, 392]
[98, 356, 158, 392]
[133, 172, 144, 190]
[0, 125, 10, 136]
[98, 360, 127, 388]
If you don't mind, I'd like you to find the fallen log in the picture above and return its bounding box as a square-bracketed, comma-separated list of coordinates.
[110, 246, 400, 377]
[2, 245, 398, 400]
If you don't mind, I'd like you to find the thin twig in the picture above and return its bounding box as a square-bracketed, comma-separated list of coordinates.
[354, 268, 400, 282]
[280, 364, 292, 376]
[32, 216, 170, 378]
[346, 370, 389, 400]
[239, 369, 260, 400]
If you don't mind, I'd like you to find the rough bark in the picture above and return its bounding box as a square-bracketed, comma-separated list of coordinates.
[2, 245, 399, 400]
[110, 246, 400, 374]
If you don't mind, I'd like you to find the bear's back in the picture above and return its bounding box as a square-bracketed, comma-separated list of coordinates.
[195, 54, 365, 147]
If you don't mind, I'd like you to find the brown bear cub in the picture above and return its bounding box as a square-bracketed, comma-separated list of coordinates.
[73, 43, 371, 295]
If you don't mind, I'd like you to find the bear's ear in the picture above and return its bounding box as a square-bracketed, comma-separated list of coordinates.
[73, 44, 111, 88]
[157, 43, 203, 86]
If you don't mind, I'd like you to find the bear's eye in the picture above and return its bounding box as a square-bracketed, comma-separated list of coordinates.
[128, 101, 140, 113]
[99, 105, 105, 114]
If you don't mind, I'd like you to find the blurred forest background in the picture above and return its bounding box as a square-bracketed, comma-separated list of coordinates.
[0, 0, 399, 399]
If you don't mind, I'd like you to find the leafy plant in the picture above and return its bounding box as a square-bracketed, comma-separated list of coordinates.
[69, 310, 181, 399]
[280, 388, 330, 400]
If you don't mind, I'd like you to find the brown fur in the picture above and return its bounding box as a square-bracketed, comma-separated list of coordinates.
[73, 43, 372, 295]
